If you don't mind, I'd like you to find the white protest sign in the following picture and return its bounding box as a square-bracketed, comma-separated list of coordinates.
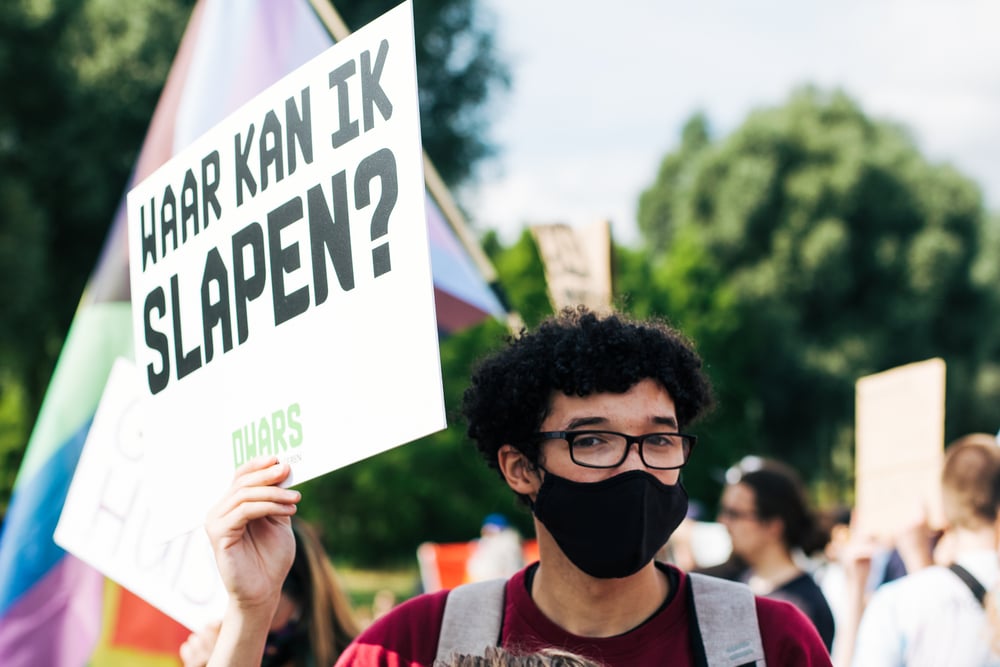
[530, 220, 612, 313]
[128, 1, 445, 539]
[55, 358, 227, 630]
[855, 357, 946, 540]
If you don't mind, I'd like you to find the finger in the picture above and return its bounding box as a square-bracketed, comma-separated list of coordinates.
[229, 459, 292, 491]
[209, 500, 297, 540]
[212, 482, 300, 521]
[179, 640, 195, 664]
[232, 455, 281, 478]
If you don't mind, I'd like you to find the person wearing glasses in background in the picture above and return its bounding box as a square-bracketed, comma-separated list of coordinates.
[714, 457, 836, 652]
[203, 307, 831, 666]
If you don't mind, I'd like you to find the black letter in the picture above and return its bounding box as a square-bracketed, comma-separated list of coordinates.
[234, 125, 257, 206]
[201, 247, 233, 363]
[144, 287, 170, 394]
[355, 148, 398, 277]
[259, 110, 284, 192]
[308, 171, 355, 303]
[361, 40, 392, 131]
[141, 197, 157, 271]
[180, 168, 199, 241]
[161, 186, 178, 255]
[232, 222, 266, 345]
[201, 150, 222, 228]
[329, 60, 359, 148]
[268, 197, 309, 326]
[170, 274, 202, 380]
[286, 87, 313, 175]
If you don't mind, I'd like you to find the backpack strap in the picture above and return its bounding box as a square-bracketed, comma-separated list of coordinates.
[434, 578, 507, 665]
[948, 563, 987, 607]
[688, 572, 767, 667]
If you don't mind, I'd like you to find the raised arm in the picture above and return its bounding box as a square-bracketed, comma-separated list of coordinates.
[205, 456, 300, 667]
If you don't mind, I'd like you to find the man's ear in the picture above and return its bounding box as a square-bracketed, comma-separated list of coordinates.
[497, 444, 541, 496]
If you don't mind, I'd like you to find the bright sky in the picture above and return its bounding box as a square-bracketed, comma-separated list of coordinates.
[461, 0, 1000, 247]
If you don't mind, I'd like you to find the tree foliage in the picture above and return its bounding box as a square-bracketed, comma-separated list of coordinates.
[0, 0, 196, 515]
[636, 88, 1000, 503]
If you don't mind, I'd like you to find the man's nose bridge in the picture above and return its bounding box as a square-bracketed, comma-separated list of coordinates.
[621, 437, 645, 469]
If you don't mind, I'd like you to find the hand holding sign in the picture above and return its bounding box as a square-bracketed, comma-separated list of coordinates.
[206, 457, 298, 613]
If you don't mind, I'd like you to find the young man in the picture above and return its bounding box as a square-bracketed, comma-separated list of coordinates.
[205, 308, 831, 666]
[851, 434, 1000, 666]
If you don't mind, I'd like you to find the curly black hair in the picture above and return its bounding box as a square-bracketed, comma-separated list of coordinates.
[462, 306, 714, 477]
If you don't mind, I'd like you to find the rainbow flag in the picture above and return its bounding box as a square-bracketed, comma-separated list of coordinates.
[0, 1, 505, 664]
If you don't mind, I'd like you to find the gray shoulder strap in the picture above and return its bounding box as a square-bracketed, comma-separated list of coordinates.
[434, 578, 507, 666]
[688, 572, 766, 667]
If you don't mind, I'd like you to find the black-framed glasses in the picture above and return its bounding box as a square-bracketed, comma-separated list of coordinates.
[532, 430, 696, 470]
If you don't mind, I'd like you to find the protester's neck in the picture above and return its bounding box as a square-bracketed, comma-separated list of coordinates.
[531, 529, 669, 637]
[744, 544, 801, 594]
[951, 525, 998, 555]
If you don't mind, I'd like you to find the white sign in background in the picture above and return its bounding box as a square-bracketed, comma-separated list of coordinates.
[55, 358, 227, 631]
[128, 1, 445, 540]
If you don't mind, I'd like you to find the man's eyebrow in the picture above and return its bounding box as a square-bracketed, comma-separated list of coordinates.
[563, 415, 680, 430]
[653, 416, 679, 429]
[566, 416, 607, 429]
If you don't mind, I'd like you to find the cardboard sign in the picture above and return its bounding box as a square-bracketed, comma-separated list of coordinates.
[128, 1, 445, 539]
[531, 220, 612, 312]
[855, 358, 946, 539]
[55, 358, 227, 630]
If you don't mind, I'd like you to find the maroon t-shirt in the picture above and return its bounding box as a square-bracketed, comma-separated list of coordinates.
[335, 564, 831, 666]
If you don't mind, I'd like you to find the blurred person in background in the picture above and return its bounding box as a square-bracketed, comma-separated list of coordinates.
[716, 456, 836, 652]
[180, 517, 359, 667]
[466, 513, 525, 582]
[658, 500, 734, 572]
[850, 433, 1000, 667]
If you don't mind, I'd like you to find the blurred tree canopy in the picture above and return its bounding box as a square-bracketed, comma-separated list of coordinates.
[636, 87, 1000, 505]
[0, 0, 508, 517]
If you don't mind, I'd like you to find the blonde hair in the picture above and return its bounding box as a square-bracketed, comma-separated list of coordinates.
[445, 646, 603, 667]
[287, 518, 360, 666]
[941, 433, 1000, 530]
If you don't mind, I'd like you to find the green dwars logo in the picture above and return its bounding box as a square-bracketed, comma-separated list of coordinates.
[232, 402, 303, 467]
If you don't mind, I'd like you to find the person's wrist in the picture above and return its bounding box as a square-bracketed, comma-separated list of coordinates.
[230, 590, 281, 617]
[205, 597, 278, 667]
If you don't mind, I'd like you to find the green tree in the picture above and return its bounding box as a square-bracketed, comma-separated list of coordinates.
[0, 0, 196, 515]
[0, 0, 195, 419]
[635, 87, 1000, 503]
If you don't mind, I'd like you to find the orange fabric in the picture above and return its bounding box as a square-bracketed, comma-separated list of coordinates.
[522, 539, 539, 564]
[417, 540, 539, 592]
[110, 586, 189, 652]
[89, 580, 187, 666]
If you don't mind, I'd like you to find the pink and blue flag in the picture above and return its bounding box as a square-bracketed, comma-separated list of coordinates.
[0, 1, 506, 664]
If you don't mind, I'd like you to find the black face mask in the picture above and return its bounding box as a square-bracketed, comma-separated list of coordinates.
[532, 469, 688, 579]
[262, 617, 307, 667]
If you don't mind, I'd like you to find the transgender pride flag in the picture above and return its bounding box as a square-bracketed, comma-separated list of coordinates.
[0, 1, 506, 665]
